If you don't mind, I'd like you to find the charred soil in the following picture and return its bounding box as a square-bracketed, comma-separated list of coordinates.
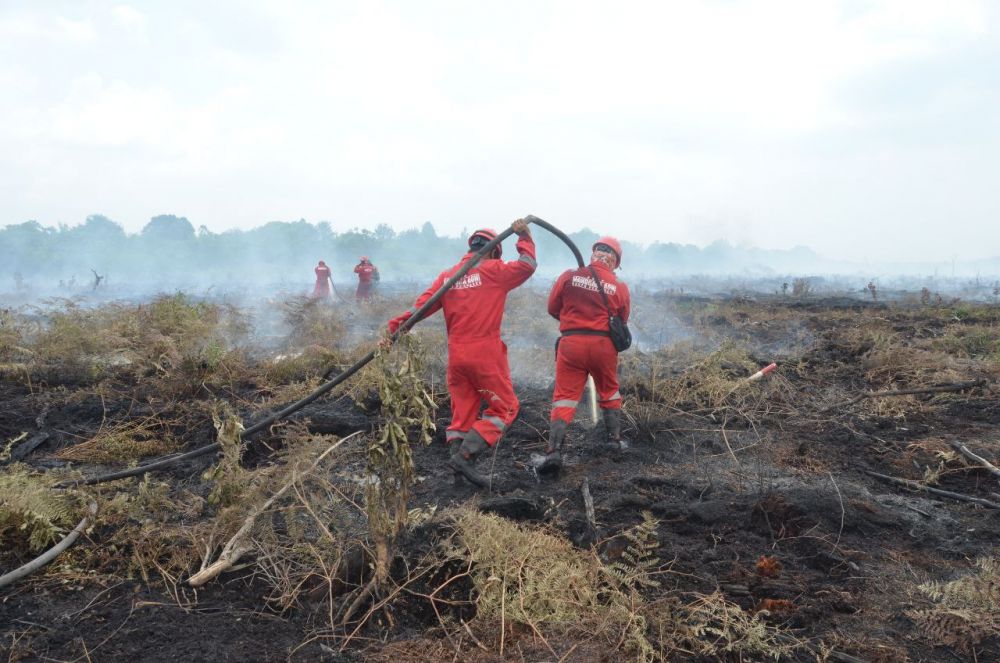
[2, 293, 1000, 661]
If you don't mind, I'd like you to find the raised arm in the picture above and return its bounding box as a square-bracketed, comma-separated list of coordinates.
[387, 270, 447, 334]
[489, 219, 536, 290]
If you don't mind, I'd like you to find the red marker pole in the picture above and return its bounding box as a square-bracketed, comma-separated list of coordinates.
[746, 362, 777, 382]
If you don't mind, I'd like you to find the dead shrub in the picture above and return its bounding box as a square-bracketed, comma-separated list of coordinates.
[98, 475, 207, 587]
[623, 342, 764, 412]
[13, 295, 251, 390]
[791, 278, 811, 297]
[444, 507, 656, 660]
[57, 416, 179, 464]
[277, 295, 347, 350]
[0, 465, 88, 553]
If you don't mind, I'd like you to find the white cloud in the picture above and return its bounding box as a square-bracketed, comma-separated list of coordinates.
[111, 5, 148, 43]
[0, 13, 96, 43]
[1, 1, 998, 261]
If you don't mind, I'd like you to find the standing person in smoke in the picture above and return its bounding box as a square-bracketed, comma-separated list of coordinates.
[312, 260, 332, 299]
[354, 256, 379, 302]
[531, 236, 631, 472]
[386, 219, 536, 487]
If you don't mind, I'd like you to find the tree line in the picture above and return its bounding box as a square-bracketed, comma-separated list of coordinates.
[2, 214, 824, 289]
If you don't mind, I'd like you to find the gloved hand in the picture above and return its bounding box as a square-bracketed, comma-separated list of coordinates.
[387, 310, 412, 335]
[511, 218, 531, 237]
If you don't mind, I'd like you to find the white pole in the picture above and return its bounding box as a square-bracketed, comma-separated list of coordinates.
[587, 375, 598, 426]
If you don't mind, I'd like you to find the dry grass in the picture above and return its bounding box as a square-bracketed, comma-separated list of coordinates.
[57, 417, 179, 464]
[4, 294, 252, 392]
[437, 507, 801, 662]
[6, 290, 1000, 660]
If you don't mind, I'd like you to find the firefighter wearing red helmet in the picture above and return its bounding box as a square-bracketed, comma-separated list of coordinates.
[386, 219, 536, 487]
[532, 236, 630, 471]
[354, 256, 379, 302]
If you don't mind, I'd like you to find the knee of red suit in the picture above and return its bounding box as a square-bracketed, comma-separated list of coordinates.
[550, 395, 621, 423]
[470, 407, 518, 447]
[550, 407, 576, 424]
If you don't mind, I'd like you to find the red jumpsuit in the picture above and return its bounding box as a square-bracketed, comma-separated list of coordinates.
[547, 262, 631, 424]
[312, 262, 331, 298]
[354, 262, 377, 301]
[389, 236, 536, 447]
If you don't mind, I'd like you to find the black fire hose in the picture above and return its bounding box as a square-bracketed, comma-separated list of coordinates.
[58, 215, 584, 487]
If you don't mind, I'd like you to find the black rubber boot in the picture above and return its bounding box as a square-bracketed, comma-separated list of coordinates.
[529, 420, 567, 473]
[604, 409, 628, 450]
[448, 430, 492, 488]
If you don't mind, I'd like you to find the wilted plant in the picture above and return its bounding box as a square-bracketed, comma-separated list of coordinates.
[202, 403, 248, 506]
[676, 590, 800, 659]
[0, 464, 87, 552]
[908, 556, 1000, 653]
[365, 333, 437, 583]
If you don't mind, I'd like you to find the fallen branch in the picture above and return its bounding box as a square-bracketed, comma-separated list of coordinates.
[826, 379, 987, 411]
[0, 502, 97, 589]
[950, 441, 1000, 479]
[865, 470, 1000, 509]
[188, 431, 361, 587]
[4, 431, 50, 464]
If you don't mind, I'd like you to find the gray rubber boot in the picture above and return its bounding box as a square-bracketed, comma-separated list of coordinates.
[529, 420, 567, 472]
[604, 409, 628, 450]
[448, 429, 492, 488]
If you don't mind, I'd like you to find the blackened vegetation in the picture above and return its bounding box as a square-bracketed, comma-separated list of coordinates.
[1, 291, 999, 661]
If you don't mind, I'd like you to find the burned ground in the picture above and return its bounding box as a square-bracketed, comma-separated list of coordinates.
[2, 290, 999, 662]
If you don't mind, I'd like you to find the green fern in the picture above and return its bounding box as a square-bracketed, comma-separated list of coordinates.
[607, 510, 662, 589]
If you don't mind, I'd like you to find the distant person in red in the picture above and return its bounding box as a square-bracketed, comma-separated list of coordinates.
[312, 260, 332, 298]
[531, 236, 631, 472]
[354, 256, 379, 302]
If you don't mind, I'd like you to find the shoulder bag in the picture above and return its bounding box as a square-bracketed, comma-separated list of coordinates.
[586, 265, 632, 352]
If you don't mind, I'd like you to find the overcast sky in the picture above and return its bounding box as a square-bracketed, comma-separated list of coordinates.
[1, 1, 997, 262]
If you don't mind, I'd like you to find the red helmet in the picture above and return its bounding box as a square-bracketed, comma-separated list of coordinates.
[593, 236, 622, 268]
[468, 228, 501, 258]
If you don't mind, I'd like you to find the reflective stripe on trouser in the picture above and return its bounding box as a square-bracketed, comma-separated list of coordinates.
[550, 334, 621, 424]
[446, 337, 520, 447]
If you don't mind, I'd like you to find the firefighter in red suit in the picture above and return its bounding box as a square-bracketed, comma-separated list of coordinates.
[532, 237, 630, 471]
[354, 256, 379, 301]
[312, 260, 332, 298]
[387, 219, 536, 487]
